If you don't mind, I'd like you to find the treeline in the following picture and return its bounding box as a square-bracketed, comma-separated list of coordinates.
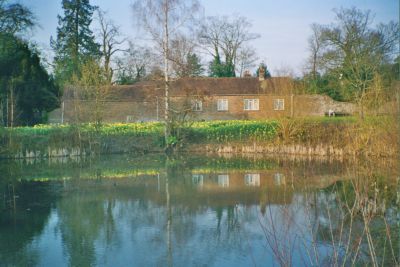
[0, 0, 398, 126]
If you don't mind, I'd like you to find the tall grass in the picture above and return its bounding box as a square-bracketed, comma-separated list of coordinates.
[0, 116, 397, 158]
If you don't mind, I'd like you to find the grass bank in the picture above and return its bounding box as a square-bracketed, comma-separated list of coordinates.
[0, 116, 397, 158]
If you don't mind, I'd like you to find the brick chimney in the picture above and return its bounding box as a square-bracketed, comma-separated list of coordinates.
[243, 70, 252, 78]
[258, 66, 265, 81]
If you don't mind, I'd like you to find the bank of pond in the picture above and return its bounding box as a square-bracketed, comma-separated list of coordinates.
[0, 116, 398, 159]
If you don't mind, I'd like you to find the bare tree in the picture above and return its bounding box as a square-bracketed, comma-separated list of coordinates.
[169, 34, 203, 77]
[95, 8, 126, 83]
[307, 23, 323, 79]
[115, 42, 156, 84]
[132, 0, 201, 148]
[199, 15, 260, 77]
[236, 46, 258, 77]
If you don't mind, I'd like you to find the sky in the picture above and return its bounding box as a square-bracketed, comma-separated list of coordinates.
[20, 0, 398, 76]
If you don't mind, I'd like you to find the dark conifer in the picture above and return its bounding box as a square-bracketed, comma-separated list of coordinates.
[51, 0, 100, 84]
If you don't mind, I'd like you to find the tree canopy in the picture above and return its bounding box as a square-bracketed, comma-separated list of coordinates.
[303, 7, 399, 115]
[0, 0, 35, 34]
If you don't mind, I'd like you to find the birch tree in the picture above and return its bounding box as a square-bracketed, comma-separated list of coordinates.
[132, 0, 201, 148]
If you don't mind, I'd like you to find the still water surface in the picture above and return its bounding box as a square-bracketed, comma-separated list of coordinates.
[0, 154, 398, 266]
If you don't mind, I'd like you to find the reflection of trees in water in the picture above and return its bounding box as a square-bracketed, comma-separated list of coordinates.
[51, 161, 398, 266]
[0, 182, 57, 266]
[255, 166, 399, 266]
[52, 179, 256, 266]
[57, 189, 119, 267]
[302, 174, 399, 266]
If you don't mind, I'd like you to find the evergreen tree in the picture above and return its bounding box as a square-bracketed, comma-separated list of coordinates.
[256, 63, 271, 79]
[185, 53, 204, 77]
[0, 34, 60, 126]
[174, 52, 204, 77]
[51, 0, 99, 85]
[209, 53, 235, 77]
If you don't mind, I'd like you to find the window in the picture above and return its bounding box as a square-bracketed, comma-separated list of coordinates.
[126, 115, 135, 123]
[192, 174, 204, 187]
[274, 173, 285, 186]
[217, 99, 228, 111]
[218, 174, 229, 188]
[244, 174, 260, 186]
[191, 100, 202, 111]
[244, 99, 259, 111]
[274, 99, 285, 110]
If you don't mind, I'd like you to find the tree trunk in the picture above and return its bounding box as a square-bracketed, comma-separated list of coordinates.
[163, 0, 171, 147]
[5, 96, 8, 127]
[0, 99, 3, 126]
[359, 87, 368, 120]
[9, 87, 14, 127]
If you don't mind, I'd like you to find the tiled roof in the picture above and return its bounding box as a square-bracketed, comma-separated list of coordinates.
[63, 77, 293, 101]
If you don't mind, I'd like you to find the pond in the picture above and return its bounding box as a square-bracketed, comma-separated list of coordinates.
[0, 154, 398, 266]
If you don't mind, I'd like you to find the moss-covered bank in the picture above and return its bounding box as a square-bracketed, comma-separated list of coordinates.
[0, 117, 397, 159]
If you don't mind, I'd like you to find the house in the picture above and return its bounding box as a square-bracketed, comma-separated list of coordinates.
[48, 73, 356, 123]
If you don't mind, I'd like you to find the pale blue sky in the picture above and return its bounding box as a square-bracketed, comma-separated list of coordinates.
[21, 0, 398, 75]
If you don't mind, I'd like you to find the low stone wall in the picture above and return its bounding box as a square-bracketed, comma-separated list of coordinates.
[2, 136, 163, 160]
[3, 139, 397, 160]
[293, 95, 356, 117]
[14, 147, 85, 159]
[186, 142, 397, 158]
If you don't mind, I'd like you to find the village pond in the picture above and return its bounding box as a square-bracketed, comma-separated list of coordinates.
[0, 154, 398, 266]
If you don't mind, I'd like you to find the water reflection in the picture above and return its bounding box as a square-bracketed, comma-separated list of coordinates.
[0, 154, 398, 266]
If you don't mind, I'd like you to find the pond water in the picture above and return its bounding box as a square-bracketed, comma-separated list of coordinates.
[0, 154, 398, 267]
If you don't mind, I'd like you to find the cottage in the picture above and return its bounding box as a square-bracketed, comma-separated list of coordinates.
[48, 74, 356, 123]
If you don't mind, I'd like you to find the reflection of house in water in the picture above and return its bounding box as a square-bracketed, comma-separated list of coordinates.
[217, 174, 229, 188]
[244, 174, 260, 187]
[192, 174, 204, 188]
[190, 170, 344, 191]
[39, 157, 353, 210]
